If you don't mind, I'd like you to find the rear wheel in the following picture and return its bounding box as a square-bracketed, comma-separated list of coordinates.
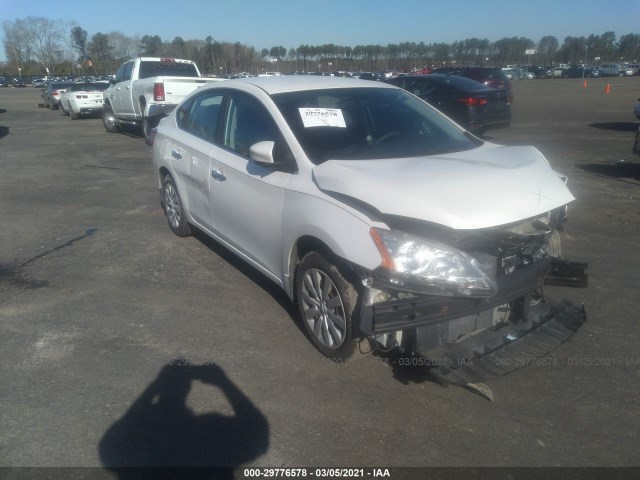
[102, 104, 120, 133]
[295, 252, 359, 360]
[70, 108, 79, 120]
[59, 102, 68, 116]
[161, 175, 191, 237]
[142, 116, 159, 146]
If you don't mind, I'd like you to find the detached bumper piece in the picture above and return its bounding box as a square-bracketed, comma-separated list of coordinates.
[429, 300, 586, 386]
[545, 258, 588, 288]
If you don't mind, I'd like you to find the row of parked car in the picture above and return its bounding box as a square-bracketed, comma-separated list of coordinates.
[39, 79, 110, 119]
[503, 63, 639, 80]
[0, 76, 26, 87]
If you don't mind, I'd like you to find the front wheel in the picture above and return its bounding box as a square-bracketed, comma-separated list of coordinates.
[102, 104, 120, 133]
[295, 252, 359, 360]
[161, 175, 191, 237]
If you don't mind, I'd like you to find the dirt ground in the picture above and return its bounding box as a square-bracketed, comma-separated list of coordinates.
[0, 78, 639, 477]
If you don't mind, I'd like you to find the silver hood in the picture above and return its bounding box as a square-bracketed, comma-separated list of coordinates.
[312, 144, 575, 230]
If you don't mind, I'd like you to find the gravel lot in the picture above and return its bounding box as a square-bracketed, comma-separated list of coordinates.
[1, 78, 639, 475]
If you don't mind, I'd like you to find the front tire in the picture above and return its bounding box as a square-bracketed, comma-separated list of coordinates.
[102, 104, 120, 133]
[295, 252, 359, 360]
[161, 175, 191, 237]
[70, 108, 79, 120]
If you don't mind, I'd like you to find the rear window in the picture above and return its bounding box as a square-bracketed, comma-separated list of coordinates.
[138, 61, 199, 79]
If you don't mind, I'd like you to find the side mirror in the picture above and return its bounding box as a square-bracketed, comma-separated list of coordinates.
[249, 141, 276, 165]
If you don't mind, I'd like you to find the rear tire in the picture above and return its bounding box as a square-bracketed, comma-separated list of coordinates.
[142, 116, 159, 146]
[70, 108, 79, 120]
[161, 175, 191, 237]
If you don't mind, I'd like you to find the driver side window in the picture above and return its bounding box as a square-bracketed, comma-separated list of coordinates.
[223, 94, 280, 158]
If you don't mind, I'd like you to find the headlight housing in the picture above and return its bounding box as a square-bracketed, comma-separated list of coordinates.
[370, 227, 498, 298]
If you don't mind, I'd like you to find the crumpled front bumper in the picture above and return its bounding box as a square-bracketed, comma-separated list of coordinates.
[357, 256, 588, 384]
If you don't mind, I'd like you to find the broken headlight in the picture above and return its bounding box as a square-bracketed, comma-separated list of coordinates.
[370, 227, 498, 298]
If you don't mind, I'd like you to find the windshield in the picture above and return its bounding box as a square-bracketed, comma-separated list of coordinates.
[272, 87, 479, 164]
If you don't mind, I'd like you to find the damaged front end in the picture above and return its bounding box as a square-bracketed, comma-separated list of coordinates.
[356, 208, 588, 385]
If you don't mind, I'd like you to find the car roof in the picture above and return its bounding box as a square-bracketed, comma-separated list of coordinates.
[399, 74, 494, 90]
[216, 75, 397, 95]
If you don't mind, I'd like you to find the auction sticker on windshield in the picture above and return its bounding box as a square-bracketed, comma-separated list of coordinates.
[299, 108, 347, 128]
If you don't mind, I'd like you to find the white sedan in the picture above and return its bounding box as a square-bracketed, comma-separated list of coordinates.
[151, 76, 587, 384]
[59, 82, 109, 119]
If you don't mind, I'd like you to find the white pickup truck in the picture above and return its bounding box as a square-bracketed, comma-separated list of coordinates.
[102, 57, 224, 144]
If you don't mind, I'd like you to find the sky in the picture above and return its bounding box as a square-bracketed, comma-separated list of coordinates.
[1, 0, 639, 61]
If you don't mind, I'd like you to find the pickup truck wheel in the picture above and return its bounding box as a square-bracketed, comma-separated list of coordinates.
[142, 116, 159, 146]
[102, 105, 120, 133]
[295, 252, 358, 360]
[162, 175, 191, 237]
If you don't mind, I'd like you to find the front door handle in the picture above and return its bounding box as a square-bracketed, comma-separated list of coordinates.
[211, 168, 226, 181]
[171, 149, 182, 160]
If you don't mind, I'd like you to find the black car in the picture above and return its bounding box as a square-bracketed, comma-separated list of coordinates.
[432, 67, 512, 90]
[0, 76, 8, 87]
[12, 78, 26, 87]
[561, 66, 601, 78]
[387, 74, 512, 133]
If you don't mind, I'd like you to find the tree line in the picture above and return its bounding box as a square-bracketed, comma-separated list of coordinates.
[3, 16, 640, 77]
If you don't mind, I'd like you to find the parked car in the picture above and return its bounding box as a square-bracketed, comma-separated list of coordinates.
[31, 77, 46, 88]
[597, 64, 626, 76]
[59, 82, 110, 119]
[11, 78, 25, 87]
[151, 76, 587, 383]
[42, 82, 74, 109]
[502, 68, 535, 80]
[386, 74, 511, 132]
[103, 57, 224, 145]
[549, 67, 568, 78]
[433, 67, 512, 90]
[560, 66, 601, 78]
[0, 76, 8, 87]
[528, 66, 552, 79]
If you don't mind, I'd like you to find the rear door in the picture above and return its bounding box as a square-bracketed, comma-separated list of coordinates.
[169, 90, 225, 230]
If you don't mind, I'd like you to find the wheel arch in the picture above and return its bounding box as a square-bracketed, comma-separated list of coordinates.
[285, 234, 369, 302]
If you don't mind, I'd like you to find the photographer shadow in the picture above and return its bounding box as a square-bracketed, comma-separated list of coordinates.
[99, 361, 269, 479]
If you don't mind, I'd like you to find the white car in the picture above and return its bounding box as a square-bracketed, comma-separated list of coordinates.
[151, 76, 587, 385]
[59, 82, 109, 119]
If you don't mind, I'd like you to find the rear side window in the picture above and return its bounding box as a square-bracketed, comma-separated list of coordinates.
[177, 92, 224, 143]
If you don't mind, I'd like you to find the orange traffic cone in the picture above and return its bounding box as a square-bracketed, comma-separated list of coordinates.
[605, 83, 611, 93]
[583, 79, 588, 88]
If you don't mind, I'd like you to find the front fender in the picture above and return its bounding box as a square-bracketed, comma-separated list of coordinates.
[281, 190, 383, 298]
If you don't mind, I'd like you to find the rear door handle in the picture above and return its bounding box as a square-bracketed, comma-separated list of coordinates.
[211, 168, 226, 181]
[171, 149, 182, 160]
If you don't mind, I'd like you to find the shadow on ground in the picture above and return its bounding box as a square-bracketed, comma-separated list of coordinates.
[99, 361, 269, 479]
[577, 162, 640, 181]
[588, 122, 639, 132]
